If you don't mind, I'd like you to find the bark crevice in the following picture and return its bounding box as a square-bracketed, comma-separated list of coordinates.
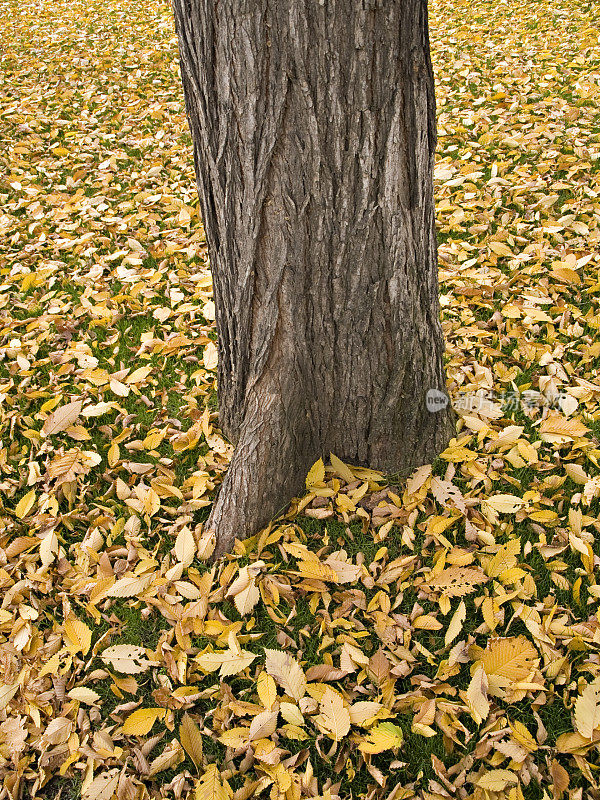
[172, 0, 455, 555]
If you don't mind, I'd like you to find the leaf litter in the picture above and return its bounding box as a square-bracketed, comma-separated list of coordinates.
[0, 0, 600, 798]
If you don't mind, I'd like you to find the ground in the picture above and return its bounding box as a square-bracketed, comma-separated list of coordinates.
[1, 0, 600, 798]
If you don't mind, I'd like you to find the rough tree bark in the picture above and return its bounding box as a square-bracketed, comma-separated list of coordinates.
[172, 0, 455, 558]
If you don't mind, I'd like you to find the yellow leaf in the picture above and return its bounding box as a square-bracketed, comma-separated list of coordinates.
[196, 647, 256, 677]
[0, 683, 19, 710]
[179, 713, 203, 769]
[42, 400, 83, 436]
[248, 709, 278, 741]
[476, 770, 518, 791]
[575, 677, 600, 739]
[474, 636, 540, 699]
[15, 489, 36, 519]
[445, 600, 466, 646]
[413, 614, 443, 631]
[358, 721, 404, 754]
[64, 615, 92, 655]
[296, 560, 338, 582]
[306, 458, 325, 489]
[126, 366, 152, 384]
[107, 442, 120, 467]
[265, 649, 306, 701]
[68, 687, 101, 705]
[280, 702, 304, 726]
[107, 573, 153, 598]
[486, 538, 521, 578]
[485, 494, 525, 514]
[82, 770, 119, 800]
[489, 241, 514, 257]
[174, 526, 196, 567]
[314, 687, 351, 741]
[329, 453, 355, 483]
[109, 378, 130, 397]
[509, 720, 537, 751]
[257, 672, 278, 710]
[100, 644, 154, 674]
[122, 707, 165, 736]
[195, 764, 232, 800]
[349, 701, 383, 726]
[466, 664, 490, 724]
[202, 341, 218, 370]
[540, 413, 589, 441]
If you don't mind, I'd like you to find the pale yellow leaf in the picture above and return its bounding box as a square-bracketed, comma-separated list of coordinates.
[174, 526, 195, 567]
[466, 664, 490, 724]
[42, 400, 83, 436]
[248, 709, 278, 741]
[68, 687, 101, 705]
[575, 678, 600, 739]
[314, 687, 351, 741]
[82, 770, 119, 800]
[445, 600, 466, 646]
[265, 648, 306, 701]
[101, 644, 154, 674]
[476, 770, 518, 791]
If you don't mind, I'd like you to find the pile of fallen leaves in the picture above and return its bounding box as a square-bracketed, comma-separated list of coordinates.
[1, 0, 600, 798]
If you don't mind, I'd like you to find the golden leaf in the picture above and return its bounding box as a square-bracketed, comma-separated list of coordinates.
[306, 457, 325, 488]
[122, 707, 165, 736]
[195, 764, 232, 800]
[64, 615, 92, 656]
[257, 672, 277, 710]
[179, 713, 203, 769]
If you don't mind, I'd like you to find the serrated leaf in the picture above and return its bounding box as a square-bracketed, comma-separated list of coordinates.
[42, 399, 82, 436]
[314, 687, 351, 740]
[445, 600, 466, 646]
[257, 672, 277, 710]
[82, 770, 119, 800]
[67, 687, 101, 705]
[358, 721, 404, 754]
[248, 709, 278, 741]
[101, 644, 154, 674]
[195, 763, 232, 800]
[107, 573, 153, 598]
[174, 525, 195, 567]
[64, 615, 92, 655]
[476, 770, 519, 791]
[575, 677, 600, 739]
[349, 701, 383, 726]
[306, 458, 325, 489]
[474, 636, 540, 699]
[180, 713, 203, 769]
[264, 649, 306, 701]
[466, 664, 490, 724]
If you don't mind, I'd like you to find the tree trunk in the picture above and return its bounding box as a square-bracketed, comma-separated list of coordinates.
[172, 0, 455, 558]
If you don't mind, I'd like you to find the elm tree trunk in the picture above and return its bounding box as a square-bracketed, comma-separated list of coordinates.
[172, 0, 455, 558]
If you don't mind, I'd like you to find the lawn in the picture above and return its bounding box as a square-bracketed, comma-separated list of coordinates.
[1, 0, 600, 798]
